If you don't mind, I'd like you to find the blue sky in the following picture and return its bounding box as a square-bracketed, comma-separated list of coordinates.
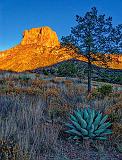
[0, 0, 122, 51]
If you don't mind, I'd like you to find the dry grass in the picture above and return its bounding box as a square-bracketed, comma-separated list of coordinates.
[0, 74, 122, 159]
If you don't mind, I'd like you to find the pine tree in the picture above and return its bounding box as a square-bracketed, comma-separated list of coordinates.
[61, 7, 122, 93]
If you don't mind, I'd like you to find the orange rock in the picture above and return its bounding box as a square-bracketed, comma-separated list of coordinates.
[0, 26, 122, 72]
[21, 26, 60, 47]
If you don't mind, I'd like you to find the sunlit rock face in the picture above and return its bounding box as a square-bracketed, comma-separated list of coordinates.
[21, 26, 60, 47]
[0, 27, 73, 72]
[0, 26, 122, 72]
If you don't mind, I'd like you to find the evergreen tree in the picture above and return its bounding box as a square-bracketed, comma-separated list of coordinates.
[61, 7, 122, 93]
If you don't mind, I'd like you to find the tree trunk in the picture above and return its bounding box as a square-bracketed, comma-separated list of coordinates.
[88, 61, 92, 94]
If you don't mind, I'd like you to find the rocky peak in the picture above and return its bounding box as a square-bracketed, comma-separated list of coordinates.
[0, 26, 122, 71]
[21, 26, 60, 47]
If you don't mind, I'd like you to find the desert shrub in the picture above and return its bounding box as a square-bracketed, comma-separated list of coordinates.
[1, 76, 122, 159]
[109, 112, 121, 123]
[95, 72, 122, 84]
[48, 108, 66, 120]
[63, 80, 73, 87]
[42, 69, 49, 75]
[0, 79, 6, 85]
[31, 79, 49, 89]
[50, 67, 58, 75]
[111, 123, 122, 144]
[7, 80, 15, 88]
[115, 76, 122, 84]
[50, 77, 65, 84]
[103, 100, 122, 150]
[97, 84, 113, 97]
[110, 91, 121, 98]
[0, 139, 19, 160]
[90, 88, 101, 99]
[35, 73, 40, 79]
[88, 84, 113, 100]
[57, 62, 77, 77]
[18, 74, 30, 81]
[105, 101, 122, 123]
[43, 87, 61, 99]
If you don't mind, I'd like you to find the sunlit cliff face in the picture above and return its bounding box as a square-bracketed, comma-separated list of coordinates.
[0, 26, 122, 72]
[21, 27, 60, 47]
[0, 26, 74, 72]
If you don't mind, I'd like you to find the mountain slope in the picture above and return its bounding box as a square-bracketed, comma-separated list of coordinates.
[0, 26, 122, 72]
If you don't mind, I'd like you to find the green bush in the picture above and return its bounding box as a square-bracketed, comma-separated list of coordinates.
[18, 74, 30, 81]
[57, 62, 77, 77]
[42, 69, 49, 75]
[91, 89, 100, 98]
[97, 84, 113, 96]
[109, 112, 121, 123]
[115, 76, 122, 84]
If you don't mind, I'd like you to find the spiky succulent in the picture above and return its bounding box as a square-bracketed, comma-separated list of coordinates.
[65, 108, 112, 141]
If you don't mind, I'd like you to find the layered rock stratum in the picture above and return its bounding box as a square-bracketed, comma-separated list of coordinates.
[0, 26, 122, 72]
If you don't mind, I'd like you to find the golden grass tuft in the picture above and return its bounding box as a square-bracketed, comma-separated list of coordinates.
[44, 87, 61, 97]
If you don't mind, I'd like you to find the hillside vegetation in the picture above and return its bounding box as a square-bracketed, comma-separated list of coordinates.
[0, 73, 122, 160]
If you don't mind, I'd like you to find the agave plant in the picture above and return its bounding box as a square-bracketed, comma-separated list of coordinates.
[65, 108, 112, 141]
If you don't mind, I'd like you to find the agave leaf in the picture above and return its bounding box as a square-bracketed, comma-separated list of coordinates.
[87, 114, 94, 129]
[74, 111, 79, 117]
[74, 111, 87, 128]
[95, 137, 107, 140]
[73, 136, 81, 139]
[89, 132, 96, 138]
[93, 113, 102, 130]
[74, 110, 81, 117]
[76, 108, 80, 114]
[70, 114, 78, 122]
[101, 129, 112, 136]
[77, 108, 83, 117]
[80, 109, 84, 117]
[83, 109, 89, 121]
[65, 123, 75, 129]
[87, 108, 95, 116]
[88, 124, 95, 138]
[87, 108, 91, 114]
[89, 124, 95, 133]
[104, 129, 112, 134]
[98, 122, 112, 130]
[70, 120, 88, 136]
[65, 129, 82, 136]
[76, 108, 82, 113]
[79, 128, 88, 136]
[92, 109, 95, 119]
[71, 120, 82, 131]
[68, 136, 74, 140]
[94, 128, 106, 135]
[100, 115, 108, 125]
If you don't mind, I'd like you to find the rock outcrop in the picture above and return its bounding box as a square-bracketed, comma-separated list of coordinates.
[0, 26, 74, 72]
[21, 26, 60, 47]
[0, 26, 122, 72]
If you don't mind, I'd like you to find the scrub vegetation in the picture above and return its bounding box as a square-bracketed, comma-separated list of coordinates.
[0, 73, 122, 160]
